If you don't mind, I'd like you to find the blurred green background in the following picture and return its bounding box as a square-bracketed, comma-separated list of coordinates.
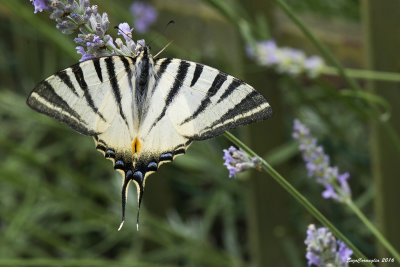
[1, 0, 399, 266]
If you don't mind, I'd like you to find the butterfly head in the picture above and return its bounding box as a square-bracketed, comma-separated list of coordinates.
[136, 44, 151, 58]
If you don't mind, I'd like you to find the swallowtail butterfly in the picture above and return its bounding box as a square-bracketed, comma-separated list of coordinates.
[27, 46, 272, 229]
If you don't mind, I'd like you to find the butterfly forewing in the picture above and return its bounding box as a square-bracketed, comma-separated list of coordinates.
[146, 58, 272, 141]
[27, 57, 139, 156]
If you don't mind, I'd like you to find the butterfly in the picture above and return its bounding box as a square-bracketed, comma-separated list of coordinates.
[27, 46, 272, 229]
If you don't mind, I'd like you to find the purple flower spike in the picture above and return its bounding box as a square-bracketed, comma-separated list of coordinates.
[130, 2, 158, 33]
[222, 146, 260, 178]
[246, 39, 325, 78]
[30, 0, 149, 59]
[30, 0, 47, 13]
[293, 119, 352, 202]
[305, 224, 353, 266]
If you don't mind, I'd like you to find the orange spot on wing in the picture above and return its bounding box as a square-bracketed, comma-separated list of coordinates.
[131, 136, 142, 153]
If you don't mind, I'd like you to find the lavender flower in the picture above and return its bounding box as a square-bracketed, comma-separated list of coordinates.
[247, 40, 279, 66]
[130, 1, 158, 33]
[293, 119, 351, 202]
[76, 46, 93, 61]
[337, 240, 353, 263]
[30, 0, 48, 13]
[30, 0, 143, 61]
[276, 47, 306, 76]
[117, 22, 134, 41]
[223, 146, 260, 178]
[114, 22, 146, 57]
[305, 56, 325, 78]
[247, 40, 326, 78]
[305, 224, 353, 266]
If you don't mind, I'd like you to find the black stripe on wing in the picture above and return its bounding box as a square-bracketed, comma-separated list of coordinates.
[149, 60, 190, 131]
[56, 70, 79, 96]
[180, 71, 227, 125]
[152, 58, 173, 94]
[72, 64, 107, 122]
[190, 63, 203, 86]
[216, 78, 243, 104]
[27, 80, 96, 136]
[185, 91, 272, 140]
[119, 56, 134, 92]
[105, 57, 130, 129]
[93, 58, 103, 82]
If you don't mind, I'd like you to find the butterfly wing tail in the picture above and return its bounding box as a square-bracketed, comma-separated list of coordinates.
[118, 169, 145, 231]
[118, 178, 130, 231]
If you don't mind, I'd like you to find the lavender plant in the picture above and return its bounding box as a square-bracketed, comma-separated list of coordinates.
[222, 132, 369, 264]
[30, 0, 145, 61]
[247, 40, 325, 78]
[292, 119, 351, 202]
[222, 146, 260, 178]
[305, 224, 353, 267]
[293, 119, 400, 262]
[223, 119, 352, 203]
[222, 118, 400, 263]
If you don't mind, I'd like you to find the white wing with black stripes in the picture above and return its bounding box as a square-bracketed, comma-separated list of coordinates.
[144, 58, 271, 141]
[27, 56, 137, 152]
[27, 47, 272, 229]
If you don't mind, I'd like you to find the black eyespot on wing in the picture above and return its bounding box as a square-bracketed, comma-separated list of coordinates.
[114, 160, 125, 170]
[159, 152, 173, 162]
[133, 171, 144, 184]
[105, 149, 115, 159]
[147, 161, 158, 172]
[125, 169, 133, 179]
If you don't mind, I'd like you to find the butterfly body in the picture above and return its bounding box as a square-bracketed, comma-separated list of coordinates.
[27, 46, 272, 227]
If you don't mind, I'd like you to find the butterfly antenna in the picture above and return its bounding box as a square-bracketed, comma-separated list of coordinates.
[118, 178, 130, 231]
[149, 20, 175, 57]
[153, 40, 174, 59]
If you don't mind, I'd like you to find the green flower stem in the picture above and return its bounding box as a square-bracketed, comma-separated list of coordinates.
[223, 131, 373, 267]
[323, 67, 400, 83]
[274, 0, 362, 92]
[346, 200, 400, 262]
